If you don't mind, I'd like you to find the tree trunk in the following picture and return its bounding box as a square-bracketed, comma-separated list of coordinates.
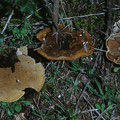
[105, 0, 113, 37]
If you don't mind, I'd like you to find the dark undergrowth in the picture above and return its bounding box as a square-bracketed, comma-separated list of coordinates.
[0, 0, 120, 120]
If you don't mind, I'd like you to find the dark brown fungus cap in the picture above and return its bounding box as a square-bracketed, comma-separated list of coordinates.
[37, 25, 94, 60]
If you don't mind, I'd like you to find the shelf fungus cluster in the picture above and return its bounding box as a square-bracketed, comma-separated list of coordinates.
[0, 46, 45, 102]
[37, 25, 94, 60]
[106, 32, 120, 64]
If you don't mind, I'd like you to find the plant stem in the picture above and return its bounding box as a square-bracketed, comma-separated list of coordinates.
[105, 0, 113, 37]
[52, 0, 59, 32]
[1, 10, 14, 34]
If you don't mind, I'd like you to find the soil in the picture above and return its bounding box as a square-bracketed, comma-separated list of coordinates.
[0, 48, 18, 68]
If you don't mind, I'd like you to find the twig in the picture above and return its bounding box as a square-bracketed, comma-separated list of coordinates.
[96, 106, 114, 120]
[83, 96, 106, 120]
[1, 10, 14, 34]
[0, 110, 4, 119]
[75, 80, 91, 112]
[110, 116, 120, 120]
[37, 92, 41, 105]
[62, 7, 120, 20]
[89, 106, 95, 120]
[95, 27, 108, 36]
[62, 12, 105, 20]
[81, 108, 98, 114]
[44, 0, 53, 15]
[27, 5, 51, 19]
[92, 45, 104, 71]
[94, 48, 106, 52]
[70, 73, 81, 98]
[4, 35, 13, 40]
[60, 0, 72, 26]
[33, 98, 44, 120]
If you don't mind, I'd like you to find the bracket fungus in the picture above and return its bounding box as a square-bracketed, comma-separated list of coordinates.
[0, 46, 45, 102]
[106, 32, 120, 64]
[37, 25, 94, 60]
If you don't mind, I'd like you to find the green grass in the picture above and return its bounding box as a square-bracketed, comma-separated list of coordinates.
[0, 0, 120, 119]
[8, 19, 34, 46]
[0, 97, 31, 116]
[0, 59, 120, 120]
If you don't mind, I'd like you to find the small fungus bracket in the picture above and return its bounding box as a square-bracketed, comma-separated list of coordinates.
[0, 46, 45, 102]
[106, 32, 120, 64]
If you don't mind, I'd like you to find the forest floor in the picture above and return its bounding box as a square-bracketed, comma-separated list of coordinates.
[0, 1, 120, 120]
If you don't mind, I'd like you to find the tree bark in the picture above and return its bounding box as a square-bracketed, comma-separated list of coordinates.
[105, 0, 113, 37]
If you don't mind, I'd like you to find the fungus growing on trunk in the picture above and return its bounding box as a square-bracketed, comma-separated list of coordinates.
[0, 46, 45, 102]
[106, 32, 120, 64]
[36, 25, 94, 60]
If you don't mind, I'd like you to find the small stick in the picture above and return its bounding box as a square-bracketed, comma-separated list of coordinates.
[62, 12, 105, 20]
[96, 106, 114, 120]
[1, 10, 14, 34]
[89, 106, 95, 120]
[92, 45, 104, 71]
[83, 96, 106, 120]
[94, 48, 106, 52]
[81, 108, 98, 114]
[62, 7, 120, 20]
[75, 80, 91, 112]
